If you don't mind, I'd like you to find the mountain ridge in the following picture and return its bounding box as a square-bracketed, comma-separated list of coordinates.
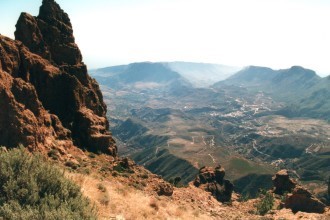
[215, 65, 330, 121]
[91, 61, 241, 88]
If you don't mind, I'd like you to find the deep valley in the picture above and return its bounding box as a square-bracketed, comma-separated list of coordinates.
[91, 62, 330, 199]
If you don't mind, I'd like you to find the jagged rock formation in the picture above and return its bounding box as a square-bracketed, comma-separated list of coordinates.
[272, 169, 296, 194]
[156, 182, 174, 196]
[284, 186, 326, 214]
[0, 0, 116, 156]
[0, 35, 72, 152]
[193, 165, 234, 202]
[273, 170, 326, 213]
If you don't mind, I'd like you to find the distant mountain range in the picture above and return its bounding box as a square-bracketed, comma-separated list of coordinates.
[218, 66, 321, 99]
[91, 62, 329, 121]
[165, 62, 241, 87]
[90, 61, 241, 88]
[216, 65, 330, 121]
[92, 61, 330, 200]
[90, 62, 191, 92]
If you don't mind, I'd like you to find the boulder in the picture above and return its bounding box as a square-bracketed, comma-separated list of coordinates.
[193, 165, 233, 202]
[272, 170, 326, 214]
[156, 182, 174, 196]
[284, 186, 326, 214]
[272, 169, 296, 195]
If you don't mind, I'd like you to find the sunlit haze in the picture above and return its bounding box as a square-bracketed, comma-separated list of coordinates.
[1, 0, 329, 76]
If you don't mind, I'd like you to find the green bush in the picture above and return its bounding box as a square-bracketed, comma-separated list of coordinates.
[0, 147, 97, 219]
[256, 191, 274, 215]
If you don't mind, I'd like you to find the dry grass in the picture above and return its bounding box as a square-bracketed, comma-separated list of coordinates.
[65, 155, 330, 220]
[68, 172, 230, 220]
[149, 198, 159, 211]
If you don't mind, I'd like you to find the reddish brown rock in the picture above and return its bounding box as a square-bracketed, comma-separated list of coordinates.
[0, 0, 116, 156]
[156, 181, 174, 196]
[272, 170, 326, 214]
[272, 169, 296, 195]
[15, 0, 81, 65]
[284, 186, 326, 214]
[193, 165, 233, 202]
[0, 35, 72, 152]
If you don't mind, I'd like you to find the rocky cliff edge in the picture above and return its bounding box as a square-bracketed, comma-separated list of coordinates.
[0, 0, 116, 156]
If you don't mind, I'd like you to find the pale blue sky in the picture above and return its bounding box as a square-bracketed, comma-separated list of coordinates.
[0, 0, 329, 76]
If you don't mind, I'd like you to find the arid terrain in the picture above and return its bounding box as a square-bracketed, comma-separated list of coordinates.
[93, 63, 330, 200]
[0, 0, 329, 219]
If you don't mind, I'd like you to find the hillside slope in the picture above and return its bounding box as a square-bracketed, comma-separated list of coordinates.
[0, 0, 329, 219]
[91, 62, 191, 90]
[216, 66, 330, 121]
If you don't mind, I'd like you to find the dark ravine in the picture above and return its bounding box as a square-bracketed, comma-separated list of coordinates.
[0, 0, 116, 156]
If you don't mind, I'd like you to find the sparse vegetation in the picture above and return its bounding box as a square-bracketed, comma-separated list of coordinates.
[99, 193, 110, 206]
[88, 152, 97, 158]
[65, 160, 79, 170]
[149, 198, 159, 211]
[256, 191, 274, 215]
[113, 163, 126, 173]
[279, 192, 288, 203]
[169, 176, 183, 187]
[0, 147, 96, 219]
[100, 165, 111, 173]
[140, 173, 149, 179]
[238, 193, 251, 202]
[47, 148, 59, 160]
[81, 168, 91, 175]
[97, 183, 107, 192]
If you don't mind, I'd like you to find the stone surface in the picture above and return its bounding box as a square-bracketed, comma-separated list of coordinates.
[272, 170, 326, 214]
[272, 169, 296, 195]
[156, 182, 174, 196]
[15, 0, 82, 65]
[0, 0, 116, 156]
[193, 165, 233, 202]
[284, 186, 326, 214]
[0, 35, 71, 152]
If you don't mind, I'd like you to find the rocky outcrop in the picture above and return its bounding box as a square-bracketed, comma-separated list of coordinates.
[272, 169, 296, 194]
[193, 165, 233, 202]
[156, 182, 174, 196]
[15, 0, 82, 66]
[284, 186, 326, 214]
[0, 35, 72, 152]
[0, 0, 116, 156]
[272, 170, 326, 214]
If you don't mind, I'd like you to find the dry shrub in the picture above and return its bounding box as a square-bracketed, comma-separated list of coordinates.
[97, 183, 107, 192]
[99, 193, 110, 206]
[149, 198, 159, 211]
[0, 147, 96, 219]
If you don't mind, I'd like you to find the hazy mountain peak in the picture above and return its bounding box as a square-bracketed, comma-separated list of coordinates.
[283, 66, 319, 78]
[91, 61, 241, 88]
[167, 61, 241, 87]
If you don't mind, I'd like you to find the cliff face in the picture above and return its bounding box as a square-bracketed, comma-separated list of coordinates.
[0, 0, 116, 156]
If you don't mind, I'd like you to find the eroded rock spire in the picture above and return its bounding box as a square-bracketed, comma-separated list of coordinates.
[0, 0, 117, 156]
